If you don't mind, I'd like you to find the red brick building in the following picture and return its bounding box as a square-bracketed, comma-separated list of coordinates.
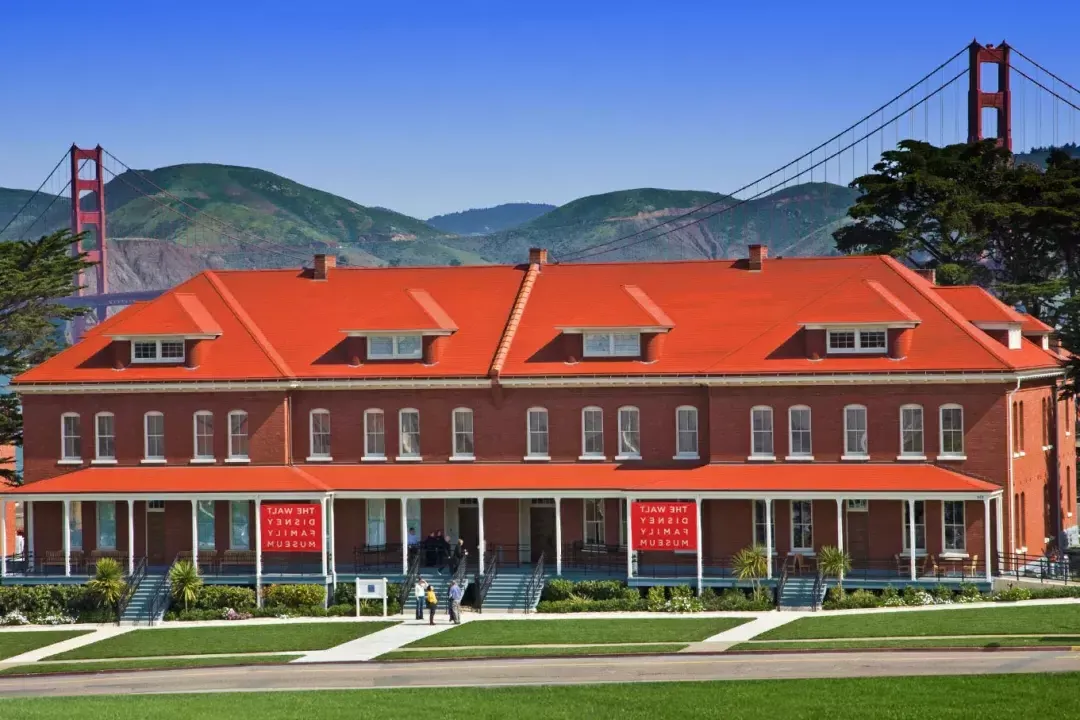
[1, 247, 1075, 594]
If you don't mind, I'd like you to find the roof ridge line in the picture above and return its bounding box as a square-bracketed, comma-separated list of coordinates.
[202, 271, 295, 378]
[489, 263, 540, 378]
[878, 256, 1014, 370]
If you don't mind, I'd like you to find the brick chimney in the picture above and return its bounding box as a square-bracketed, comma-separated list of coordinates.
[528, 248, 548, 265]
[914, 268, 936, 284]
[748, 244, 767, 271]
[313, 254, 336, 280]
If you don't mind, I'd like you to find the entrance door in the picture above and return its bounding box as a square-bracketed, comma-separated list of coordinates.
[845, 505, 870, 562]
[146, 503, 167, 567]
[529, 506, 556, 563]
[457, 505, 479, 568]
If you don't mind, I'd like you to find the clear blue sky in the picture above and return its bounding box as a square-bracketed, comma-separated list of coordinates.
[1, 0, 1077, 218]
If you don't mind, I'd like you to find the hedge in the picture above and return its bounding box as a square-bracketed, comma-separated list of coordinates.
[536, 580, 773, 613]
[0, 585, 113, 623]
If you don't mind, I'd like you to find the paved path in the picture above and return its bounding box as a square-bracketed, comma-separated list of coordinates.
[0, 649, 1078, 698]
[695, 613, 803, 650]
[294, 620, 457, 663]
[0, 627, 133, 666]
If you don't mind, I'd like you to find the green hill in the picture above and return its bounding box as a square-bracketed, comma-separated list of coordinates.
[427, 203, 555, 235]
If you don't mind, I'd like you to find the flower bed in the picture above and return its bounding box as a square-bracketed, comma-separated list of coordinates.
[823, 583, 1080, 610]
[162, 583, 401, 621]
[0, 586, 116, 625]
[536, 579, 773, 613]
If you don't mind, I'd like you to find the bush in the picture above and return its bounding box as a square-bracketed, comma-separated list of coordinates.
[822, 588, 882, 610]
[645, 586, 667, 612]
[541, 578, 574, 602]
[701, 588, 773, 611]
[536, 598, 646, 613]
[0, 585, 100, 623]
[573, 580, 628, 601]
[994, 584, 1034, 602]
[262, 584, 326, 609]
[192, 585, 257, 611]
[1025, 585, 1080, 599]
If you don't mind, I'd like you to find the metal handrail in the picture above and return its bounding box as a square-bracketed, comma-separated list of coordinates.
[398, 549, 422, 612]
[775, 555, 793, 606]
[144, 553, 181, 626]
[475, 548, 499, 613]
[451, 551, 469, 590]
[998, 551, 1074, 584]
[811, 570, 825, 612]
[116, 556, 148, 623]
[523, 551, 546, 614]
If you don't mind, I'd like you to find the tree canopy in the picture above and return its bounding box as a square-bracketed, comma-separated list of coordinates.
[0, 230, 90, 484]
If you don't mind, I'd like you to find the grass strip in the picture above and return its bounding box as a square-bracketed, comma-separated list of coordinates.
[406, 618, 746, 648]
[731, 636, 1080, 652]
[380, 643, 688, 660]
[0, 654, 302, 676]
[0, 631, 91, 661]
[51, 622, 397, 660]
[760, 605, 1080, 640]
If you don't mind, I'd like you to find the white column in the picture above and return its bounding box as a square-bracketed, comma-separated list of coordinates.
[320, 497, 328, 577]
[995, 495, 1005, 574]
[400, 497, 408, 575]
[27, 501, 34, 564]
[478, 497, 486, 575]
[908, 499, 917, 581]
[555, 497, 563, 576]
[764, 499, 773, 579]
[695, 497, 703, 596]
[1, 500, 7, 577]
[983, 497, 992, 582]
[836, 498, 844, 582]
[626, 497, 634, 579]
[63, 499, 71, 577]
[127, 500, 135, 575]
[254, 498, 263, 582]
[190, 499, 199, 569]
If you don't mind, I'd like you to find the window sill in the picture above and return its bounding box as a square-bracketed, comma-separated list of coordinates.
[578, 455, 607, 462]
[225, 457, 251, 464]
[940, 552, 969, 560]
[395, 456, 423, 462]
[141, 458, 167, 465]
[747, 455, 776, 462]
[523, 455, 551, 462]
[840, 454, 870, 461]
[673, 454, 700, 461]
[897, 551, 928, 558]
[614, 454, 642, 462]
[361, 456, 387, 463]
[90, 459, 117, 465]
[784, 455, 814, 462]
[57, 459, 83, 466]
[189, 458, 217, 465]
[896, 455, 927, 461]
[790, 550, 816, 557]
[449, 455, 475, 463]
[935, 454, 967, 462]
[305, 456, 333, 463]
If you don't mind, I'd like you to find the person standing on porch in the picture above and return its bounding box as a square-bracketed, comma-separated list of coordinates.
[449, 537, 467, 575]
[414, 577, 428, 621]
[448, 580, 463, 624]
[425, 583, 438, 625]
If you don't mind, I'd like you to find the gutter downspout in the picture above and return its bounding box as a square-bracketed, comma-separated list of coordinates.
[1005, 377, 1021, 574]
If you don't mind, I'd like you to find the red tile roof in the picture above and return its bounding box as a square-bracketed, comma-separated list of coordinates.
[14, 253, 1064, 386]
[1020, 313, 1054, 335]
[3, 463, 998, 496]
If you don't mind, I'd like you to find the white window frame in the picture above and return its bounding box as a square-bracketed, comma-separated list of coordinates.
[398, 408, 421, 460]
[826, 327, 888, 355]
[750, 406, 775, 460]
[752, 500, 776, 550]
[580, 406, 604, 460]
[790, 500, 813, 553]
[143, 411, 165, 463]
[227, 410, 250, 462]
[526, 407, 550, 460]
[846, 499, 868, 512]
[943, 500, 967, 554]
[367, 335, 422, 360]
[582, 331, 641, 358]
[96, 501, 117, 550]
[616, 406, 641, 460]
[229, 501, 250, 550]
[363, 409, 386, 461]
[308, 409, 332, 461]
[192, 411, 214, 462]
[130, 338, 186, 363]
[938, 404, 966, 459]
[584, 498, 606, 548]
[93, 411, 116, 464]
[60, 412, 82, 463]
[197, 500, 216, 550]
[366, 499, 387, 547]
[842, 404, 869, 459]
[675, 406, 699, 459]
[451, 407, 475, 460]
[898, 404, 925, 459]
[901, 500, 927, 554]
[786, 405, 812, 460]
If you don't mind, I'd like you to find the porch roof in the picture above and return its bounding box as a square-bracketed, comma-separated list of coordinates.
[1, 465, 329, 496]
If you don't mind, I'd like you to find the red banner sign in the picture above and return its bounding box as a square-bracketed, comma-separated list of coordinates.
[632, 501, 697, 551]
[260, 503, 323, 552]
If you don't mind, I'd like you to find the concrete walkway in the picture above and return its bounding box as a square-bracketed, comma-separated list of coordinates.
[688, 612, 804, 651]
[294, 620, 459, 663]
[1, 626, 134, 666]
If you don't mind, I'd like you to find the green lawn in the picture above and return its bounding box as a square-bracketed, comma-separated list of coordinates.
[406, 618, 746, 648]
[732, 636, 1080, 652]
[3, 675, 1080, 718]
[50, 622, 397, 660]
[0, 631, 91, 661]
[379, 644, 688, 660]
[761, 605, 1080, 640]
[0, 654, 302, 676]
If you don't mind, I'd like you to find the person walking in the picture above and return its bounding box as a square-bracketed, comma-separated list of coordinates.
[448, 580, 463, 624]
[425, 583, 438, 625]
[449, 537, 468, 575]
[413, 577, 428, 621]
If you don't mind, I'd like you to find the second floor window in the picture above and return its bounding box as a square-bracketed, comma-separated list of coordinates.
[827, 328, 887, 354]
[61, 413, 81, 460]
[399, 409, 421, 457]
[618, 406, 640, 458]
[844, 405, 868, 457]
[193, 411, 214, 460]
[364, 409, 385, 458]
[527, 408, 549, 457]
[751, 406, 774, 457]
[368, 335, 422, 360]
[131, 338, 185, 363]
[900, 405, 924, 456]
[452, 408, 474, 458]
[940, 405, 964, 457]
[581, 407, 604, 457]
[788, 406, 811, 457]
[676, 406, 698, 457]
[228, 410, 249, 459]
[94, 412, 115, 461]
[144, 412, 165, 460]
[583, 331, 640, 357]
[309, 409, 331, 459]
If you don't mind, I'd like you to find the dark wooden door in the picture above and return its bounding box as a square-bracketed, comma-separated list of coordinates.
[846, 509, 870, 562]
[146, 510, 167, 567]
[457, 506, 479, 567]
[530, 507, 556, 563]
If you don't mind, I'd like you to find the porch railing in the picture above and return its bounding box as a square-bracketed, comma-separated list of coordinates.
[523, 551, 546, 614]
[997, 552, 1075, 584]
[475, 548, 499, 613]
[775, 554, 793, 605]
[116, 556, 148, 623]
[398, 550, 422, 612]
[811, 569, 825, 612]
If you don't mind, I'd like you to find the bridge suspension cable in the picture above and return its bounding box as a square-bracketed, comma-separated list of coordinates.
[0, 150, 70, 239]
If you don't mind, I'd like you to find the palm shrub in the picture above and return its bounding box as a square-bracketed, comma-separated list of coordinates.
[169, 560, 203, 611]
[732, 545, 769, 597]
[87, 557, 126, 611]
[817, 545, 851, 593]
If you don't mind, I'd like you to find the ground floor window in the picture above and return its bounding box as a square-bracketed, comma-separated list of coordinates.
[902, 501, 926, 552]
[619, 499, 627, 547]
[943, 501, 966, 552]
[584, 499, 605, 547]
[406, 499, 421, 547]
[69, 501, 83, 550]
[96, 502, 116, 550]
[367, 499, 387, 547]
[230, 501, 250, 550]
[791, 500, 813, 551]
[753, 500, 775, 549]
[197, 500, 215, 550]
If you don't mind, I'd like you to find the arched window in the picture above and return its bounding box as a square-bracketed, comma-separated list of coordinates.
[228, 410, 249, 460]
[144, 412, 165, 461]
[398, 408, 420, 458]
[526, 407, 549, 459]
[787, 406, 811, 458]
[193, 411, 214, 460]
[309, 409, 331, 460]
[60, 412, 81, 461]
[843, 404, 868, 457]
[364, 409, 386, 459]
[899, 404, 924, 458]
[617, 406, 641, 459]
[939, 404, 965, 458]
[94, 412, 116, 462]
[452, 408, 475, 459]
[750, 406, 774, 458]
[676, 406, 699, 458]
[581, 407, 604, 458]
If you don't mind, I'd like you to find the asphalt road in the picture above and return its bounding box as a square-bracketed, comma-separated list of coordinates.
[0, 650, 1077, 699]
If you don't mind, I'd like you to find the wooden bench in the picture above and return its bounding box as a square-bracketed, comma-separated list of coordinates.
[221, 550, 256, 570]
[43, 549, 84, 572]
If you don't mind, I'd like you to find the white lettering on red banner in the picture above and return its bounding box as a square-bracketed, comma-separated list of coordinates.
[260, 503, 323, 553]
[631, 501, 697, 551]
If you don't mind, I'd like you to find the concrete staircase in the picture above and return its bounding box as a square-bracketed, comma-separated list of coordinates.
[778, 575, 823, 611]
[120, 568, 170, 625]
[476, 570, 543, 613]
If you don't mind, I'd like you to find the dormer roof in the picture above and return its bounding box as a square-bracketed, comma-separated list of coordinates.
[341, 288, 458, 336]
[552, 284, 674, 332]
[933, 286, 1027, 325]
[798, 279, 922, 328]
[104, 292, 222, 339]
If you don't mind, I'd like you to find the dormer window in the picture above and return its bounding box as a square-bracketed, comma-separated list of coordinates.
[826, 328, 886, 354]
[583, 331, 640, 358]
[131, 339, 185, 363]
[368, 335, 422, 360]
